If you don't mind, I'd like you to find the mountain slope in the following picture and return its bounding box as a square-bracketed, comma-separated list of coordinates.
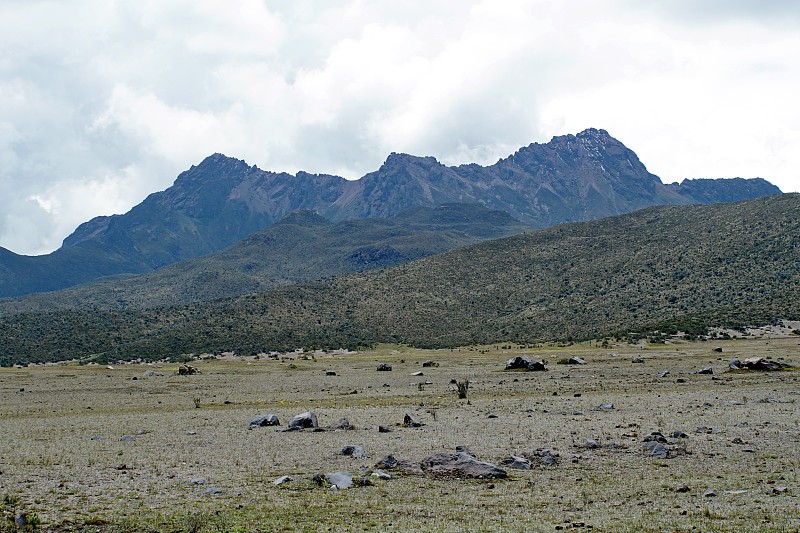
[1, 194, 797, 364]
[0, 129, 781, 298]
[0, 204, 528, 314]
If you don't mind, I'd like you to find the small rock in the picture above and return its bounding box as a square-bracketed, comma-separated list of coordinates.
[697, 367, 713, 375]
[502, 456, 531, 469]
[375, 455, 398, 469]
[411, 371, 424, 376]
[422, 361, 439, 367]
[703, 488, 717, 497]
[371, 469, 392, 480]
[340, 445, 366, 459]
[713, 347, 723, 352]
[658, 371, 670, 378]
[378, 425, 392, 433]
[249, 414, 280, 428]
[326, 370, 337, 376]
[377, 364, 392, 372]
[643, 441, 669, 459]
[455, 445, 475, 457]
[632, 357, 645, 364]
[333, 417, 354, 430]
[584, 439, 601, 449]
[203, 487, 223, 495]
[403, 413, 424, 428]
[772, 485, 788, 494]
[273, 475, 292, 486]
[119, 435, 135, 442]
[191, 477, 207, 485]
[728, 358, 742, 369]
[675, 485, 691, 493]
[143, 370, 156, 377]
[594, 403, 615, 411]
[670, 430, 689, 439]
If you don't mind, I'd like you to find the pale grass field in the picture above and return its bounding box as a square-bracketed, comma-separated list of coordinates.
[0, 338, 799, 532]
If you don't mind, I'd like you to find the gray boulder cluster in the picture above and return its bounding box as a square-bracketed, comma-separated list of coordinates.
[729, 357, 791, 371]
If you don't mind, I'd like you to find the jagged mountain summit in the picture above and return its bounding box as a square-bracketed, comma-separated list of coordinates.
[0, 128, 781, 298]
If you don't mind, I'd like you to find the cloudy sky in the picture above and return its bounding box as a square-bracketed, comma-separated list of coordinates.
[1, 0, 799, 255]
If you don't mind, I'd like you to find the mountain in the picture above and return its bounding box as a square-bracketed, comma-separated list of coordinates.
[2, 194, 797, 364]
[0, 204, 529, 314]
[0, 128, 781, 298]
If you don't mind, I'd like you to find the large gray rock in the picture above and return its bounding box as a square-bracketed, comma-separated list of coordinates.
[249, 413, 280, 428]
[421, 452, 507, 478]
[325, 471, 353, 489]
[288, 411, 318, 429]
[502, 456, 531, 469]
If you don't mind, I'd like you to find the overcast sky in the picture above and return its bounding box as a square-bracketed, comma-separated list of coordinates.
[2, 0, 799, 255]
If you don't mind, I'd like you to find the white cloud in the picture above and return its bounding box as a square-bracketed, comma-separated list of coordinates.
[0, 0, 798, 255]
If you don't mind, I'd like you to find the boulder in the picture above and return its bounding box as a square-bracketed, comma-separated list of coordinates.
[740, 357, 789, 371]
[249, 414, 280, 429]
[421, 452, 507, 479]
[325, 471, 353, 489]
[340, 445, 366, 459]
[403, 413, 424, 427]
[505, 356, 548, 371]
[288, 411, 318, 430]
[377, 363, 392, 372]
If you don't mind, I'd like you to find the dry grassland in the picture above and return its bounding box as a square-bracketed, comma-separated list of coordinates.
[0, 338, 799, 532]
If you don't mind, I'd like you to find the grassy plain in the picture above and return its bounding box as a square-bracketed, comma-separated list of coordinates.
[0, 337, 798, 532]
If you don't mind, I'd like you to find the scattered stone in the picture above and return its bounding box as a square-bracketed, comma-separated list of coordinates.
[696, 426, 720, 434]
[713, 347, 723, 352]
[675, 485, 691, 493]
[594, 402, 615, 411]
[676, 378, 686, 383]
[378, 425, 392, 433]
[757, 397, 787, 404]
[735, 422, 749, 428]
[658, 371, 670, 378]
[273, 475, 292, 486]
[670, 430, 689, 439]
[352, 477, 373, 487]
[249, 414, 280, 429]
[325, 370, 337, 376]
[643, 441, 669, 459]
[340, 445, 366, 459]
[455, 445, 475, 457]
[377, 364, 392, 372]
[421, 451, 507, 478]
[558, 356, 587, 365]
[325, 471, 353, 489]
[403, 413, 424, 428]
[422, 361, 439, 367]
[732, 437, 745, 445]
[522, 448, 559, 466]
[203, 487, 223, 495]
[697, 367, 714, 375]
[371, 469, 392, 480]
[191, 477, 207, 485]
[375, 455, 398, 469]
[723, 489, 749, 495]
[632, 357, 645, 364]
[501, 456, 531, 469]
[411, 371, 424, 376]
[143, 370, 156, 377]
[119, 435, 135, 442]
[728, 358, 742, 369]
[703, 488, 717, 497]
[583, 439, 601, 449]
[187, 430, 197, 435]
[288, 411, 319, 430]
[486, 413, 498, 419]
[772, 485, 788, 495]
[333, 417, 354, 430]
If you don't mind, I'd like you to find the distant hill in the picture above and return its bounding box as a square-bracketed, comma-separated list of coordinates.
[0, 204, 529, 314]
[0, 128, 781, 298]
[1, 194, 797, 365]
